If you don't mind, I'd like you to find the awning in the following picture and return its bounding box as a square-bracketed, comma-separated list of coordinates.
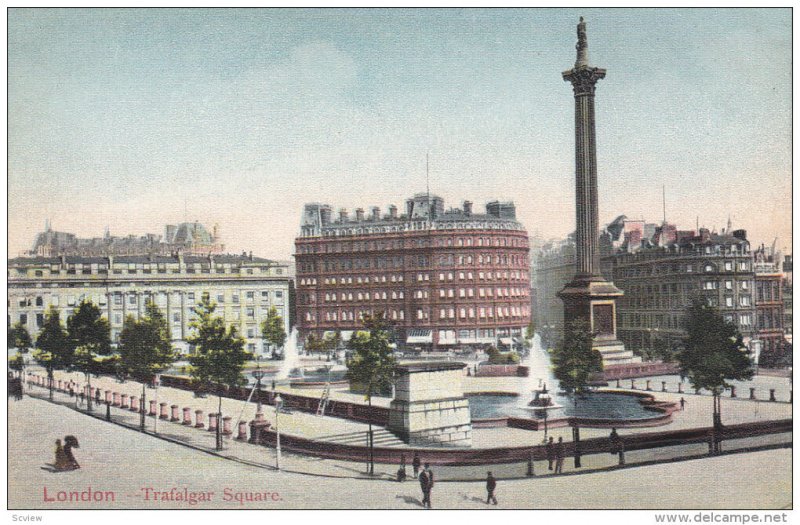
[407, 329, 433, 344]
[499, 337, 513, 345]
[322, 331, 335, 338]
[341, 330, 354, 341]
[476, 337, 496, 344]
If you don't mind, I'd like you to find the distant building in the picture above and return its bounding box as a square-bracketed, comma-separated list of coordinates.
[28, 221, 224, 257]
[7, 253, 290, 355]
[295, 194, 531, 352]
[535, 218, 760, 356]
[752, 246, 785, 364]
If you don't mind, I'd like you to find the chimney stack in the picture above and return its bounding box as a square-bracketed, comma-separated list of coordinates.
[371, 207, 380, 221]
[463, 200, 473, 216]
[355, 208, 365, 221]
[389, 205, 398, 219]
[339, 209, 348, 222]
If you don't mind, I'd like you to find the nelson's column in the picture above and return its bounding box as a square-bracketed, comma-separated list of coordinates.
[558, 18, 638, 365]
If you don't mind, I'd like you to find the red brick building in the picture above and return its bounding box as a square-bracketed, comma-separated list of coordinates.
[295, 194, 531, 351]
[753, 248, 785, 363]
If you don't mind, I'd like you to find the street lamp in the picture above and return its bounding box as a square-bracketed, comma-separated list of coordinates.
[274, 393, 283, 471]
[252, 358, 266, 413]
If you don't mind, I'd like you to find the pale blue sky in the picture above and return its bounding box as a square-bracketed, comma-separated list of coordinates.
[8, 8, 792, 259]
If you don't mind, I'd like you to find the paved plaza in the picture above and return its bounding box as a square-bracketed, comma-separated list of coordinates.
[8, 395, 791, 509]
[33, 368, 792, 452]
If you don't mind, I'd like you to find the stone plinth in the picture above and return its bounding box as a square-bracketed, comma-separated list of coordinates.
[388, 362, 472, 447]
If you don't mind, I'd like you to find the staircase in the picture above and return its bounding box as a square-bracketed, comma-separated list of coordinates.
[316, 429, 405, 447]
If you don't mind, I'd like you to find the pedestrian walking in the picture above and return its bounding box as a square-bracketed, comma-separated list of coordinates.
[546, 436, 555, 470]
[397, 454, 407, 482]
[486, 471, 498, 505]
[680, 397, 686, 410]
[419, 463, 434, 509]
[412, 452, 421, 479]
[609, 428, 625, 466]
[554, 436, 565, 473]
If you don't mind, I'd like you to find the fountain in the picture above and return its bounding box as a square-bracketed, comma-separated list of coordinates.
[468, 332, 664, 424]
[276, 328, 299, 380]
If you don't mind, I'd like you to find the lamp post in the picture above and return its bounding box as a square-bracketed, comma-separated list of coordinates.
[252, 358, 266, 413]
[274, 394, 282, 471]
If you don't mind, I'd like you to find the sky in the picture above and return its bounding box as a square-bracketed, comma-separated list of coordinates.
[7, 8, 792, 260]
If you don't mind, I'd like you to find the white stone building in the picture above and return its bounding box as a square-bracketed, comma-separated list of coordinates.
[7, 253, 291, 355]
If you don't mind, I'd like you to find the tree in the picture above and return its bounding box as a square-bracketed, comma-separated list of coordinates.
[345, 312, 396, 475]
[34, 307, 72, 400]
[8, 322, 33, 386]
[187, 295, 251, 450]
[261, 306, 287, 358]
[66, 300, 112, 411]
[305, 333, 323, 357]
[676, 299, 753, 452]
[551, 320, 603, 399]
[322, 330, 343, 359]
[525, 321, 536, 341]
[118, 301, 178, 430]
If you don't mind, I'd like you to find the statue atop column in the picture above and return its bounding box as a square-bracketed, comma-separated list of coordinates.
[575, 16, 589, 67]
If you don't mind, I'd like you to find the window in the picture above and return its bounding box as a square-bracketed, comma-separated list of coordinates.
[247, 308, 255, 319]
[188, 292, 196, 302]
[704, 264, 714, 273]
[740, 296, 751, 306]
[275, 291, 283, 299]
[703, 281, 718, 290]
[459, 289, 466, 298]
[739, 314, 752, 327]
[725, 261, 733, 271]
[217, 294, 225, 303]
[35, 297, 43, 306]
[114, 294, 123, 306]
[724, 280, 733, 290]
[128, 295, 137, 305]
[741, 281, 749, 290]
[725, 297, 734, 307]
[173, 312, 181, 323]
[262, 291, 270, 301]
[246, 291, 255, 302]
[232, 294, 240, 304]
[459, 308, 466, 319]
[19, 314, 27, 325]
[36, 313, 44, 327]
[739, 261, 749, 271]
[51, 296, 60, 307]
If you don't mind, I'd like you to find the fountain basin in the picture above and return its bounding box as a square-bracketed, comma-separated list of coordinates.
[467, 390, 674, 428]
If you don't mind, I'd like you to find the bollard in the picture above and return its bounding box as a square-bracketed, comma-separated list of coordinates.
[106, 401, 111, 422]
[130, 396, 139, 412]
[646, 380, 651, 391]
[113, 392, 121, 406]
[678, 383, 684, 393]
[769, 389, 776, 402]
[121, 394, 129, 409]
[662, 381, 667, 392]
[149, 399, 157, 416]
[208, 413, 218, 432]
[195, 410, 205, 429]
[631, 380, 636, 390]
[222, 416, 233, 436]
[171, 405, 180, 422]
[236, 421, 248, 441]
[183, 407, 192, 425]
[95, 389, 101, 404]
[57, 380, 63, 391]
[159, 402, 169, 420]
[730, 386, 736, 398]
[105, 390, 112, 404]
[749, 387, 756, 400]
[616, 379, 621, 388]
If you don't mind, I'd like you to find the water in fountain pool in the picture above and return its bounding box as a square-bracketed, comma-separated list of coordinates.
[468, 392, 659, 421]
